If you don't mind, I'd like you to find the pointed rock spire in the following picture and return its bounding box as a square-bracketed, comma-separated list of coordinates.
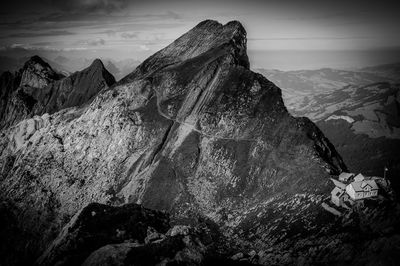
[84, 58, 116, 86]
[119, 20, 249, 84]
[20, 55, 63, 88]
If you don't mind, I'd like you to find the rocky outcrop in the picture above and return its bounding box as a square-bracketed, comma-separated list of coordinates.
[36, 202, 250, 266]
[0, 20, 350, 264]
[36, 199, 400, 266]
[0, 56, 115, 129]
[31, 58, 115, 116]
[37, 203, 171, 266]
[19, 55, 63, 89]
[243, 198, 400, 265]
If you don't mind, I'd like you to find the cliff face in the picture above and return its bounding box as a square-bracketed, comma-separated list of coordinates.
[0, 20, 347, 264]
[19, 55, 63, 89]
[31, 58, 116, 115]
[0, 57, 115, 129]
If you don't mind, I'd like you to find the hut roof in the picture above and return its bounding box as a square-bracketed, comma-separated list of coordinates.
[330, 178, 347, 190]
[348, 180, 378, 192]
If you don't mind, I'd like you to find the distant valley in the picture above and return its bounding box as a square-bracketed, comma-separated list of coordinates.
[259, 65, 400, 189]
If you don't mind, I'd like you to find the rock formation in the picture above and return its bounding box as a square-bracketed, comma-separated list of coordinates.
[4, 20, 397, 265]
[19, 55, 64, 89]
[0, 56, 115, 129]
[37, 203, 171, 266]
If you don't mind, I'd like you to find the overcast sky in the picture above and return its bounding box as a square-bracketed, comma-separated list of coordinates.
[1, 0, 399, 70]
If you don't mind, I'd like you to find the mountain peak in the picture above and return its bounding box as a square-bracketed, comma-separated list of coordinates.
[194, 19, 222, 27]
[82, 59, 115, 86]
[20, 55, 62, 88]
[193, 19, 245, 33]
[25, 55, 49, 67]
[225, 20, 245, 29]
[169, 19, 248, 67]
[90, 58, 104, 69]
[119, 19, 249, 84]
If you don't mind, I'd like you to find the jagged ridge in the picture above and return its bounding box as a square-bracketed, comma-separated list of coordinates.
[0, 56, 116, 129]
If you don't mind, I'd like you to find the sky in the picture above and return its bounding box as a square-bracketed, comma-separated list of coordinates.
[1, 0, 400, 71]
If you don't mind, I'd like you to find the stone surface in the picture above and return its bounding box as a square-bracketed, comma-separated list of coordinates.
[37, 202, 214, 266]
[37, 203, 170, 266]
[19, 55, 63, 89]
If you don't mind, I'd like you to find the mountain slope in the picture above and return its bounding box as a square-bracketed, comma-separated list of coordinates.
[361, 62, 400, 81]
[316, 82, 400, 190]
[261, 67, 400, 190]
[0, 20, 348, 264]
[258, 68, 396, 120]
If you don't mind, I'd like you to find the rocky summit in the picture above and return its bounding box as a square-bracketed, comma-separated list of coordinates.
[1, 20, 399, 265]
[0, 56, 115, 129]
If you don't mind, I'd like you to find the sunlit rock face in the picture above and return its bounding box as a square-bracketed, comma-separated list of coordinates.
[19, 55, 63, 89]
[0, 20, 348, 264]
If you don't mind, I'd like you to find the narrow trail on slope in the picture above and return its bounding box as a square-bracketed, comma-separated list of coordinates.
[120, 74, 261, 202]
[150, 72, 260, 143]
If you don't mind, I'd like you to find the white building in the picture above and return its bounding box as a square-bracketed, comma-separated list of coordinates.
[331, 186, 349, 207]
[353, 173, 366, 182]
[330, 178, 348, 207]
[345, 180, 378, 200]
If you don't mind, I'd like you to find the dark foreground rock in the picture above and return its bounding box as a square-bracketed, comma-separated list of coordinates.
[33, 199, 400, 266]
[37, 203, 214, 266]
[37, 203, 169, 265]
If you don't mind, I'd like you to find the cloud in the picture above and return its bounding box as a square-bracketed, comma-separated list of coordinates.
[248, 36, 372, 41]
[165, 11, 181, 20]
[6, 43, 37, 49]
[4, 43, 88, 52]
[0, 17, 39, 28]
[139, 44, 150, 51]
[85, 38, 106, 46]
[45, 0, 130, 14]
[63, 47, 89, 51]
[87, 22, 184, 31]
[120, 32, 138, 39]
[99, 30, 117, 37]
[30, 41, 60, 46]
[0, 9, 185, 34]
[140, 11, 182, 20]
[4, 30, 75, 38]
